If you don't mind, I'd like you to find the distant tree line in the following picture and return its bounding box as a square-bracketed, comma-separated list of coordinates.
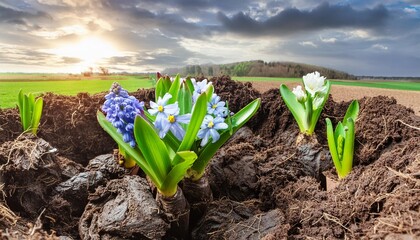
[357, 76, 420, 81]
[163, 60, 357, 79]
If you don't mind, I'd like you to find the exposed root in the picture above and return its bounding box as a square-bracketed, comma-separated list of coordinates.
[322, 213, 353, 235]
[373, 211, 418, 235]
[395, 119, 420, 131]
[0, 134, 53, 171]
[0, 203, 18, 227]
[0, 135, 38, 171]
[387, 167, 420, 185]
[29, 208, 45, 236]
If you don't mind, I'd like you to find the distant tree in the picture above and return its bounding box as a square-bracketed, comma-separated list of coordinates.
[196, 65, 202, 75]
[99, 66, 109, 75]
[233, 62, 250, 76]
[208, 66, 214, 76]
[82, 67, 93, 77]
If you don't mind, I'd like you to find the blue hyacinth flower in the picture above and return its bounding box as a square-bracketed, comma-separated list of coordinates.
[192, 78, 212, 103]
[148, 93, 179, 124]
[197, 115, 228, 147]
[102, 82, 144, 147]
[207, 94, 228, 117]
[156, 112, 191, 140]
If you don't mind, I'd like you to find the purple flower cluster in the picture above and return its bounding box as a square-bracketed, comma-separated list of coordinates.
[102, 82, 144, 147]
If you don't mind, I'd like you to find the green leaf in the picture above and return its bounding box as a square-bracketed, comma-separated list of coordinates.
[185, 77, 194, 95]
[191, 98, 261, 179]
[226, 101, 233, 135]
[167, 74, 181, 104]
[17, 89, 25, 131]
[22, 95, 31, 131]
[305, 95, 313, 134]
[155, 78, 171, 101]
[205, 84, 214, 102]
[96, 111, 161, 187]
[326, 118, 342, 176]
[343, 100, 359, 127]
[144, 109, 156, 123]
[28, 93, 35, 106]
[31, 97, 43, 135]
[27, 94, 35, 131]
[341, 117, 355, 178]
[178, 82, 192, 115]
[155, 79, 164, 102]
[230, 98, 261, 128]
[280, 84, 307, 133]
[308, 80, 331, 134]
[160, 151, 197, 197]
[334, 122, 345, 146]
[134, 116, 171, 182]
[172, 93, 207, 165]
[163, 131, 181, 154]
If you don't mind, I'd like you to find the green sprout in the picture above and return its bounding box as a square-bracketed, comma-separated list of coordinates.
[280, 72, 331, 135]
[17, 89, 43, 135]
[325, 100, 359, 179]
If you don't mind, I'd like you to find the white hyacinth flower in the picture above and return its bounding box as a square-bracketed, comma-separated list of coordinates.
[292, 85, 306, 102]
[302, 71, 327, 97]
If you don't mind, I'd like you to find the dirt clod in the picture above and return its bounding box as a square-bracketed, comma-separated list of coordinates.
[79, 175, 169, 240]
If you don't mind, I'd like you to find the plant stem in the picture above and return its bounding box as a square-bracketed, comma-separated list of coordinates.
[156, 187, 190, 239]
[182, 176, 213, 228]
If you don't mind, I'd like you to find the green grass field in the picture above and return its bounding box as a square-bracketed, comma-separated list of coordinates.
[1, 74, 419, 109]
[234, 77, 420, 91]
[0, 75, 153, 108]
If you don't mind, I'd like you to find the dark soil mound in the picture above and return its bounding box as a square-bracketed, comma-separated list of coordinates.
[0, 76, 419, 239]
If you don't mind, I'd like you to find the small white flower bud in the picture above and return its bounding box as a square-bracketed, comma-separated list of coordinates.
[292, 85, 307, 102]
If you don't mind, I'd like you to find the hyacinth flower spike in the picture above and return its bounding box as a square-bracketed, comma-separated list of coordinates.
[280, 71, 331, 135]
[101, 82, 144, 168]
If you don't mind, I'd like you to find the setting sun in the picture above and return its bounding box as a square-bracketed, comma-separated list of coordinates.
[50, 37, 120, 70]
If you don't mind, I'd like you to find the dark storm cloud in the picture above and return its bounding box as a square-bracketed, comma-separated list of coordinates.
[0, 5, 51, 23]
[218, 2, 389, 36]
[137, 0, 253, 12]
[95, 1, 209, 38]
[0, 46, 55, 65]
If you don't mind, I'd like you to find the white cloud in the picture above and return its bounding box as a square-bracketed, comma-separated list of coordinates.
[30, 25, 88, 39]
[346, 29, 371, 39]
[146, 48, 172, 55]
[37, 0, 93, 7]
[320, 36, 337, 43]
[91, 18, 113, 31]
[404, 7, 417, 13]
[183, 17, 201, 23]
[299, 41, 317, 47]
[372, 44, 388, 50]
[179, 35, 277, 63]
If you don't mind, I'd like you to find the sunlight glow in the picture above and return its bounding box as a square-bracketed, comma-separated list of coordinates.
[49, 37, 120, 70]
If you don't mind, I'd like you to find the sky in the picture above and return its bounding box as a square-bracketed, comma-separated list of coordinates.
[0, 0, 419, 76]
